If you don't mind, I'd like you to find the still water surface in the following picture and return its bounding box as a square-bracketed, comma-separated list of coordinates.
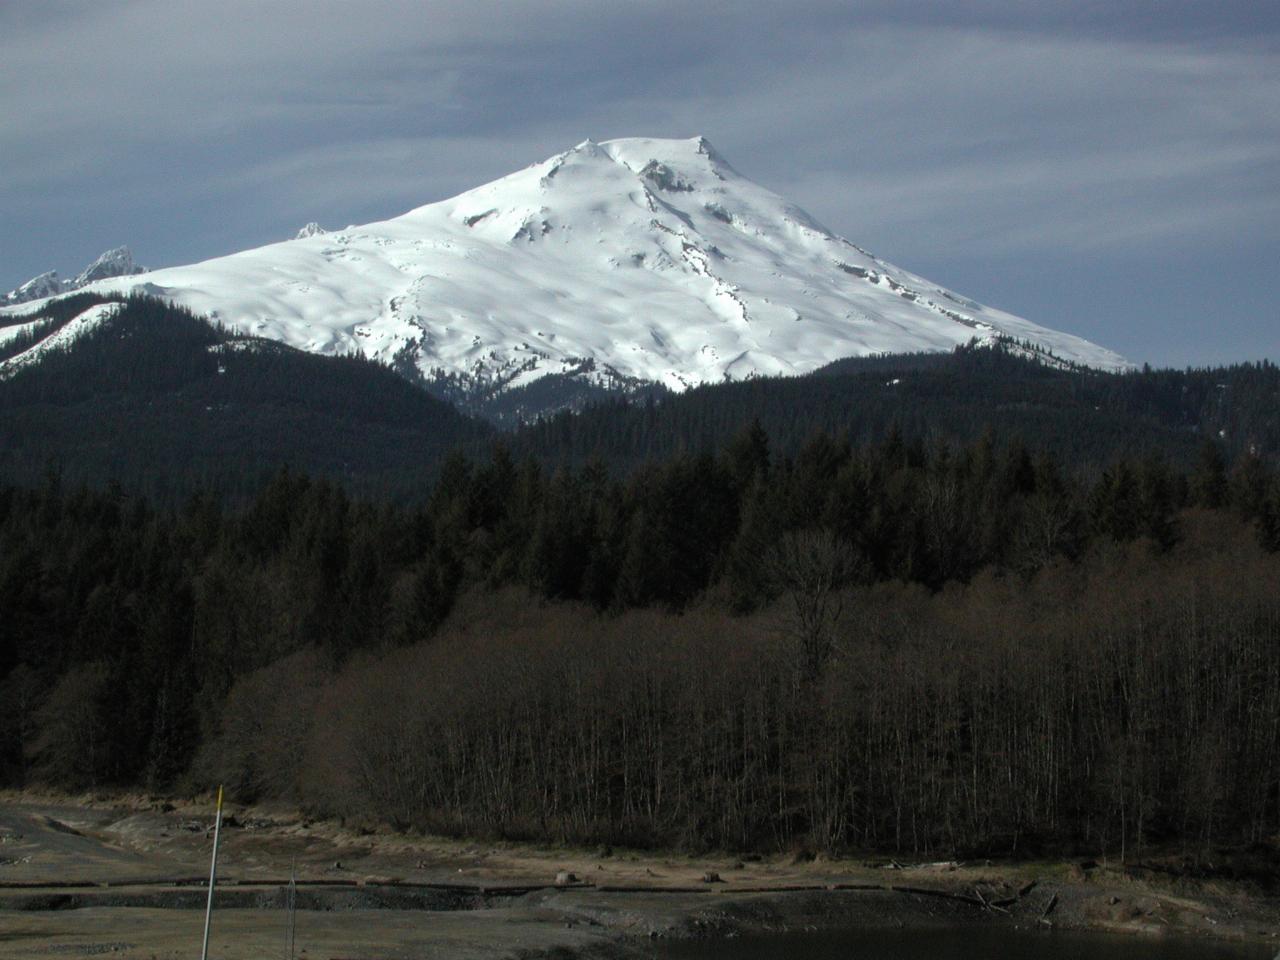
[656, 927, 1273, 959]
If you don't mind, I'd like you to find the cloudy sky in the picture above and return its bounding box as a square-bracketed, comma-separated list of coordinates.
[2, 0, 1276, 365]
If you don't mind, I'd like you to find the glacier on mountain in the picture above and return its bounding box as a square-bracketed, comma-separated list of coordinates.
[0, 137, 1130, 400]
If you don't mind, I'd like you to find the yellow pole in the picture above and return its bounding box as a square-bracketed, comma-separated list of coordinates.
[200, 786, 224, 960]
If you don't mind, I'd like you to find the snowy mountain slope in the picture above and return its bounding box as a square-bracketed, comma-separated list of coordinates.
[1, 137, 1129, 402]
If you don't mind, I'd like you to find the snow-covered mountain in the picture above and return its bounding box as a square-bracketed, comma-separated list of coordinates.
[1, 138, 1129, 403]
[3, 247, 144, 306]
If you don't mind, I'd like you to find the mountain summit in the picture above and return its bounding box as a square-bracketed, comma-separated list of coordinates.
[4, 247, 145, 306]
[1, 138, 1129, 405]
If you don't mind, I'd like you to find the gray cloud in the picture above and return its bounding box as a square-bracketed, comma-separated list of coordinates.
[1, 1, 1276, 364]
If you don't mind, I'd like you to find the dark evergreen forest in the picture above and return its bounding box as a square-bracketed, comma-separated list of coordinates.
[2, 295, 1279, 861]
[508, 346, 1280, 473]
[1, 424, 1278, 859]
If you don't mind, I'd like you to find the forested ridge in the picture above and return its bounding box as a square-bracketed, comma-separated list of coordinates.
[2, 422, 1279, 861]
[1, 295, 1278, 499]
[509, 345, 1280, 472]
[0, 295, 491, 499]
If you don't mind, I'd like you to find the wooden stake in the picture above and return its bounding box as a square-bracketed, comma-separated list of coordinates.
[200, 786, 224, 960]
[286, 857, 297, 960]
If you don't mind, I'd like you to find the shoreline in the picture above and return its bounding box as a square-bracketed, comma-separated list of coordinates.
[1, 790, 1277, 958]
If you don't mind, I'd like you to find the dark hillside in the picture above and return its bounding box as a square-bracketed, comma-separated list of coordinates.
[0, 296, 492, 499]
[509, 343, 1279, 472]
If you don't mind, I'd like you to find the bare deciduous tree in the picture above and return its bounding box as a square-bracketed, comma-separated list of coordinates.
[766, 529, 858, 681]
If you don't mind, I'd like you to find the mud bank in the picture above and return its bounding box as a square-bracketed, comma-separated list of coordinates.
[0, 886, 1090, 960]
[2, 877, 1274, 960]
[1, 792, 1278, 959]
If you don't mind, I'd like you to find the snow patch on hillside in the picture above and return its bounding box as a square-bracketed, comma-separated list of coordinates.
[0, 302, 123, 378]
[0, 316, 48, 347]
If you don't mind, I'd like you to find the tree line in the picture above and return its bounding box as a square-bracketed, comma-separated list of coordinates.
[1, 427, 1278, 859]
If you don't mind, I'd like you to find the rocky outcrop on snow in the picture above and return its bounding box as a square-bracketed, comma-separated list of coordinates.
[72, 247, 144, 288]
[4, 271, 65, 305]
[4, 247, 145, 305]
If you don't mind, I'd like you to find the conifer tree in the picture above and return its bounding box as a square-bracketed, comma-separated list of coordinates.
[1192, 440, 1229, 508]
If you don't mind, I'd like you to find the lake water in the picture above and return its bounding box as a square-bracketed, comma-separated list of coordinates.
[655, 927, 1274, 959]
